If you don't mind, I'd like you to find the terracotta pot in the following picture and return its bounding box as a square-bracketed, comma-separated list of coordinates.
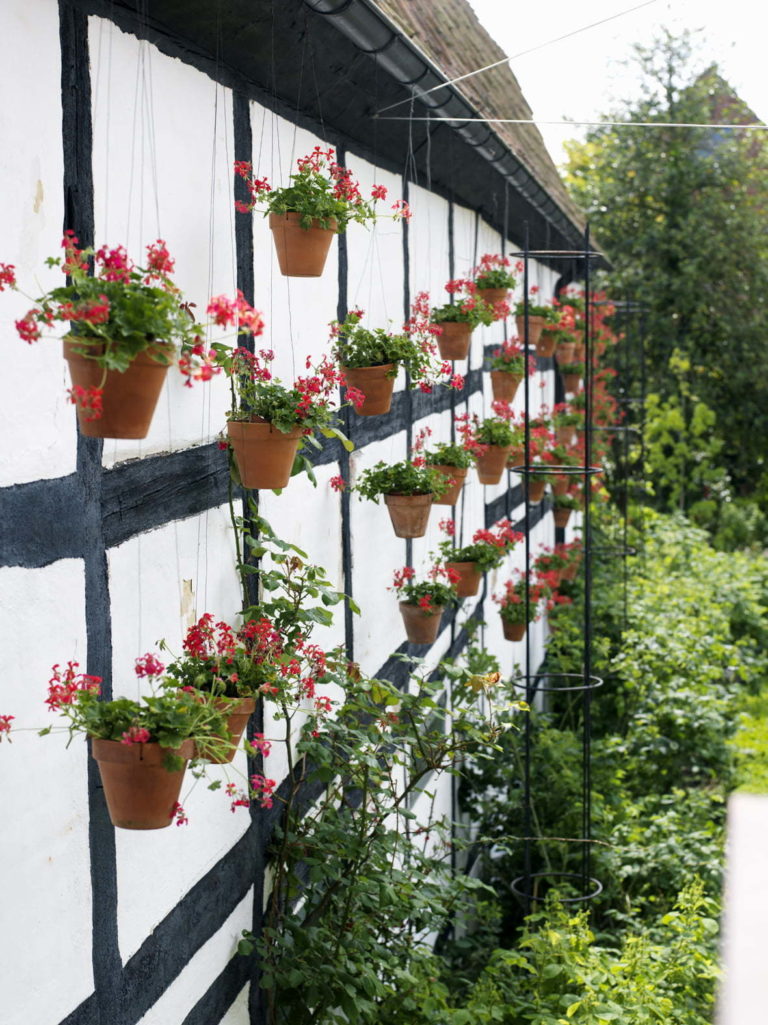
[515, 314, 547, 348]
[91, 737, 193, 830]
[506, 446, 525, 469]
[476, 444, 512, 485]
[205, 697, 257, 764]
[555, 425, 575, 447]
[555, 342, 575, 366]
[535, 331, 557, 358]
[437, 322, 473, 360]
[399, 602, 443, 645]
[342, 363, 396, 416]
[384, 493, 432, 538]
[527, 478, 547, 504]
[477, 287, 509, 305]
[64, 338, 171, 439]
[551, 474, 570, 497]
[428, 464, 467, 506]
[562, 562, 579, 581]
[562, 373, 581, 393]
[573, 343, 586, 362]
[553, 506, 573, 528]
[269, 212, 337, 277]
[490, 370, 523, 404]
[227, 420, 303, 489]
[502, 618, 527, 642]
[445, 561, 482, 597]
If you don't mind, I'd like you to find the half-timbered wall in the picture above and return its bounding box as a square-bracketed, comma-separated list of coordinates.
[0, 3, 575, 1022]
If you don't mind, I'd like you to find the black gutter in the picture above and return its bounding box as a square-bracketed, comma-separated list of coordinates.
[304, 0, 585, 249]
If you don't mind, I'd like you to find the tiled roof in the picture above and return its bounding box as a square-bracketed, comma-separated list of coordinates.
[375, 0, 587, 233]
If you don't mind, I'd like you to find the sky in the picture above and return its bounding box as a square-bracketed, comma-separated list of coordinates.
[466, 0, 768, 166]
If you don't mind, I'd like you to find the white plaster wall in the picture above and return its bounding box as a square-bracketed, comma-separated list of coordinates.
[408, 182, 451, 308]
[0, 11, 566, 1024]
[107, 507, 249, 962]
[0, 0, 73, 488]
[136, 890, 253, 1025]
[0, 559, 93, 1025]
[346, 162, 406, 346]
[90, 17, 238, 467]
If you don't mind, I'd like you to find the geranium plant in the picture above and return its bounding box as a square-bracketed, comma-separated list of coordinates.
[390, 565, 459, 614]
[494, 571, 546, 625]
[456, 406, 518, 455]
[1, 234, 250, 420]
[432, 278, 503, 327]
[559, 361, 585, 378]
[41, 660, 230, 769]
[330, 306, 462, 391]
[234, 146, 410, 230]
[218, 346, 353, 482]
[422, 440, 476, 470]
[514, 286, 558, 321]
[487, 339, 536, 376]
[352, 459, 448, 502]
[552, 401, 581, 430]
[438, 517, 524, 573]
[161, 613, 285, 699]
[472, 253, 517, 291]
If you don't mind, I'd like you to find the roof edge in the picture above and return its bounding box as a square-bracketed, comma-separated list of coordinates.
[304, 0, 589, 251]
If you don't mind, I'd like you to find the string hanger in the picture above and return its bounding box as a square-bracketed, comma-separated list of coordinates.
[374, 116, 768, 131]
[373, 0, 659, 116]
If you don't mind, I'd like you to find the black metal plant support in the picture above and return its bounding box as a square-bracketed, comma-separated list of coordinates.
[511, 230, 605, 909]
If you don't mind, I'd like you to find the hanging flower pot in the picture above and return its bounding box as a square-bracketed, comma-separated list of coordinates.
[437, 322, 473, 360]
[342, 363, 396, 416]
[227, 420, 303, 490]
[555, 342, 575, 366]
[562, 372, 581, 393]
[91, 738, 194, 830]
[501, 618, 527, 642]
[527, 478, 547, 504]
[269, 212, 337, 277]
[506, 446, 525, 469]
[562, 561, 579, 582]
[535, 331, 557, 358]
[399, 602, 443, 644]
[384, 493, 433, 538]
[554, 425, 575, 447]
[553, 506, 573, 528]
[204, 697, 257, 765]
[490, 370, 523, 403]
[428, 465, 467, 506]
[552, 474, 570, 497]
[64, 338, 171, 439]
[476, 444, 512, 485]
[478, 286, 509, 305]
[515, 314, 547, 349]
[573, 342, 586, 362]
[445, 561, 482, 598]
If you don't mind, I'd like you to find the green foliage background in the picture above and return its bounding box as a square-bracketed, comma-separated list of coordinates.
[564, 31, 768, 509]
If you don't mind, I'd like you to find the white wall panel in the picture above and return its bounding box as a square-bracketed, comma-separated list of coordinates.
[90, 17, 238, 466]
[0, 560, 93, 1025]
[107, 509, 249, 962]
[0, 0, 74, 488]
[407, 183, 451, 308]
[346, 161, 406, 352]
[136, 890, 253, 1025]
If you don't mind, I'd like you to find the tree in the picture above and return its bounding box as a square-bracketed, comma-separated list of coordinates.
[565, 31, 768, 505]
